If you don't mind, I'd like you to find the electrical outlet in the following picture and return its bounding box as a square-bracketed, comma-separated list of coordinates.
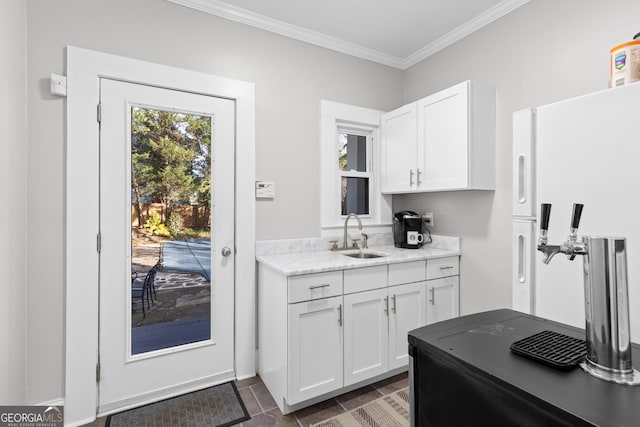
[423, 212, 434, 227]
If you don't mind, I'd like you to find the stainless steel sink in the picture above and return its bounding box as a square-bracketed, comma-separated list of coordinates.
[341, 251, 387, 259]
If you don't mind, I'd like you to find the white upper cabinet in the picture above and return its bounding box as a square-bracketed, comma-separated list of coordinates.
[381, 103, 418, 193]
[381, 80, 495, 193]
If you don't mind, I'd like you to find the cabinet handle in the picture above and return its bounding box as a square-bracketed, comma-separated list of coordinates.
[384, 296, 389, 315]
[337, 304, 342, 326]
[409, 169, 414, 186]
[416, 169, 422, 186]
[391, 294, 397, 314]
[308, 283, 331, 290]
[439, 266, 454, 270]
[429, 288, 435, 305]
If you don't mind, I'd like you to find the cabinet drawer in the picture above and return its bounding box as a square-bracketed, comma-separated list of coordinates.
[388, 260, 426, 286]
[288, 271, 343, 303]
[426, 256, 459, 280]
[343, 265, 387, 294]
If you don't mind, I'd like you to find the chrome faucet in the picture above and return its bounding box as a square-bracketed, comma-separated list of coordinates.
[537, 203, 640, 385]
[343, 213, 363, 249]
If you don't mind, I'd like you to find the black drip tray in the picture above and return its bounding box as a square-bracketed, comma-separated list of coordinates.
[510, 330, 586, 370]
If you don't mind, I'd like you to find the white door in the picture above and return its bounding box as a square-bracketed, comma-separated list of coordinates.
[288, 296, 343, 404]
[388, 282, 426, 369]
[426, 277, 459, 325]
[418, 82, 469, 190]
[344, 288, 389, 386]
[381, 103, 418, 193]
[98, 78, 235, 414]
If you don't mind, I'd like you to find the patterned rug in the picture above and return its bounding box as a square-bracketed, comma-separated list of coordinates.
[107, 381, 250, 427]
[312, 388, 410, 427]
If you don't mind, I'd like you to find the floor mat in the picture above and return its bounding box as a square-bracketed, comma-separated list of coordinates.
[107, 381, 250, 427]
[311, 387, 410, 427]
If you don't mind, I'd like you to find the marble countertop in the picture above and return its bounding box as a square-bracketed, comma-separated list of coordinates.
[256, 244, 460, 276]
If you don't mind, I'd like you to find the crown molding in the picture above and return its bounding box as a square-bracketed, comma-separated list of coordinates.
[402, 0, 530, 69]
[166, 0, 405, 68]
[167, 0, 529, 70]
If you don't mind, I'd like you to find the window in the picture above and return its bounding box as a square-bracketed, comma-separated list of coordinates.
[338, 131, 370, 215]
[320, 101, 391, 235]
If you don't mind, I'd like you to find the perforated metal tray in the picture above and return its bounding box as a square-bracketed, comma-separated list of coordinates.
[510, 330, 586, 370]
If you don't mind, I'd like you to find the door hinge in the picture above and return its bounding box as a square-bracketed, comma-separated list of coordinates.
[96, 360, 101, 383]
[97, 232, 101, 253]
[97, 102, 102, 123]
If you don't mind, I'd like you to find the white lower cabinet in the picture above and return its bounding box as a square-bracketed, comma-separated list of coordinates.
[288, 296, 343, 404]
[426, 276, 459, 324]
[388, 281, 427, 369]
[258, 257, 459, 414]
[344, 288, 389, 386]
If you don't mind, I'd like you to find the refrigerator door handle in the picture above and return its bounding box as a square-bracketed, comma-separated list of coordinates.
[517, 233, 526, 283]
[517, 154, 526, 204]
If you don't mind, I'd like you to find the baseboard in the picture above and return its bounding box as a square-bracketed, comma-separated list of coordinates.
[282, 366, 408, 414]
[97, 370, 234, 417]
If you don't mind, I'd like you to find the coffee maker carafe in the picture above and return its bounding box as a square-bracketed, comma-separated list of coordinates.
[393, 211, 425, 249]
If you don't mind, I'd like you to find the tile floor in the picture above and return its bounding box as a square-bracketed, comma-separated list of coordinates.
[81, 371, 408, 427]
[235, 372, 408, 427]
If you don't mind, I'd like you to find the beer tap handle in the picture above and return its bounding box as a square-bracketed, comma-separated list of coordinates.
[570, 203, 584, 231]
[540, 203, 551, 232]
[568, 203, 584, 260]
[539, 203, 551, 245]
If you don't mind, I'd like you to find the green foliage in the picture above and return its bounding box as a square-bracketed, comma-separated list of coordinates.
[131, 107, 212, 219]
[167, 212, 184, 238]
[155, 224, 171, 238]
[143, 212, 163, 235]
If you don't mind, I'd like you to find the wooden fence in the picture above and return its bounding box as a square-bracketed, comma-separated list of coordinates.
[131, 203, 210, 229]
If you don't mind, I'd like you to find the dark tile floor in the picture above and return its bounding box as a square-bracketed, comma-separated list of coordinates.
[81, 371, 408, 427]
[235, 372, 408, 427]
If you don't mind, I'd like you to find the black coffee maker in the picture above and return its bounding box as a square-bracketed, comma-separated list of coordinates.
[393, 211, 425, 249]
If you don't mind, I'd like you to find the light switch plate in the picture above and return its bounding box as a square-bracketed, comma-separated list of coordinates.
[256, 181, 275, 199]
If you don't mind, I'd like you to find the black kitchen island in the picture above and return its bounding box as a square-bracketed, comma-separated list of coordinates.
[408, 309, 640, 427]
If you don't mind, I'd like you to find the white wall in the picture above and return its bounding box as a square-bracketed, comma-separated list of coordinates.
[25, 0, 402, 404]
[0, 0, 27, 405]
[395, 0, 640, 315]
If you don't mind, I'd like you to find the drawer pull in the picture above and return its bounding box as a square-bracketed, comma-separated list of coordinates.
[308, 283, 331, 290]
[439, 266, 454, 270]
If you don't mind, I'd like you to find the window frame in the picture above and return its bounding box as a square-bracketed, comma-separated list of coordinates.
[320, 100, 392, 236]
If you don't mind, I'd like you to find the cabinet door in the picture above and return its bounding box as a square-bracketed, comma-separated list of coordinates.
[426, 276, 459, 324]
[381, 103, 418, 193]
[343, 288, 389, 386]
[389, 282, 427, 370]
[288, 296, 343, 404]
[418, 82, 469, 190]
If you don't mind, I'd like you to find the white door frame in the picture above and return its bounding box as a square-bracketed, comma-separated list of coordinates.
[65, 46, 255, 427]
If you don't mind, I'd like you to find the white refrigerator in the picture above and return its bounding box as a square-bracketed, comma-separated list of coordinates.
[512, 83, 640, 344]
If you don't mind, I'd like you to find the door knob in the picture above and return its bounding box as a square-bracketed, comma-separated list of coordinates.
[221, 247, 232, 257]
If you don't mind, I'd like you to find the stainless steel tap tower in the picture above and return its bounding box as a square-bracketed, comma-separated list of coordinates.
[537, 203, 640, 385]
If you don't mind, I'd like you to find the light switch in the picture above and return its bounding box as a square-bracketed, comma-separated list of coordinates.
[256, 181, 275, 199]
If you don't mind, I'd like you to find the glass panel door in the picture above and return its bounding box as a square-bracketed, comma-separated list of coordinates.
[98, 78, 235, 413]
[130, 107, 212, 354]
